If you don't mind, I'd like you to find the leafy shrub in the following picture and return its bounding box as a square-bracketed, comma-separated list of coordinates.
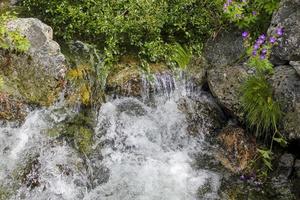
[223, 0, 280, 34]
[0, 12, 30, 52]
[20, 0, 224, 63]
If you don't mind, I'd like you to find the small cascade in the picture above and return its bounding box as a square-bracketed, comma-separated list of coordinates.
[0, 76, 222, 200]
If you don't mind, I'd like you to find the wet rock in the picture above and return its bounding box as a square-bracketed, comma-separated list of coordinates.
[177, 92, 227, 135]
[116, 98, 147, 116]
[0, 93, 28, 121]
[184, 56, 209, 87]
[268, 0, 300, 65]
[220, 179, 296, 200]
[216, 125, 257, 174]
[270, 65, 300, 140]
[203, 29, 245, 68]
[106, 56, 173, 97]
[207, 65, 249, 120]
[0, 18, 66, 106]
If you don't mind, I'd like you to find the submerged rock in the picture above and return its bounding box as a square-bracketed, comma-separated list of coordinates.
[0, 18, 66, 109]
[268, 0, 300, 65]
[207, 65, 249, 120]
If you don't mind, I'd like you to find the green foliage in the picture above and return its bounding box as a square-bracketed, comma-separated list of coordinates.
[20, 0, 224, 63]
[247, 56, 273, 73]
[0, 76, 3, 90]
[169, 43, 192, 69]
[223, 0, 280, 34]
[241, 75, 282, 138]
[0, 12, 30, 52]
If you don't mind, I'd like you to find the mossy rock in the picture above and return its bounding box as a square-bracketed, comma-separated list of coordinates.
[0, 52, 63, 106]
[106, 56, 171, 97]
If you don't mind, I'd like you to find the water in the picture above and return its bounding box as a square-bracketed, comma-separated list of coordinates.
[0, 77, 221, 200]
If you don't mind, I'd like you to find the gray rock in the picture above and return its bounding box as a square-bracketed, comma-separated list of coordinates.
[7, 18, 66, 79]
[271, 65, 300, 113]
[289, 61, 300, 76]
[177, 92, 227, 135]
[268, 0, 300, 65]
[279, 153, 295, 168]
[203, 29, 245, 68]
[271, 65, 300, 140]
[207, 65, 249, 120]
[0, 18, 67, 107]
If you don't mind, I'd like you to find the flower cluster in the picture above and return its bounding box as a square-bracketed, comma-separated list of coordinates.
[242, 27, 284, 61]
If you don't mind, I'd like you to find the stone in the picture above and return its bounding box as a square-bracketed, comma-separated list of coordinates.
[177, 92, 227, 135]
[203, 29, 245, 68]
[207, 65, 249, 120]
[0, 18, 67, 107]
[216, 125, 257, 174]
[270, 65, 300, 140]
[289, 61, 300, 77]
[268, 0, 300, 65]
[294, 159, 300, 178]
[0, 92, 28, 121]
[184, 56, 209, 87]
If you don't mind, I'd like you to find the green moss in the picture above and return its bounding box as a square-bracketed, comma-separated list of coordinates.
[0, 53, 62, 106]
[48, 110, 95, 155]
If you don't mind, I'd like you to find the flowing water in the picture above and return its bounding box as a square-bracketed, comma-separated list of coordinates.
[0, 77, 222, 200]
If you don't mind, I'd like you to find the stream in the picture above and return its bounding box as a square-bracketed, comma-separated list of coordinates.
[0, 77, 222, 200]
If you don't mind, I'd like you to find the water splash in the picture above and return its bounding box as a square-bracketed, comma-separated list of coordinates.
[0, 81, 221, 200]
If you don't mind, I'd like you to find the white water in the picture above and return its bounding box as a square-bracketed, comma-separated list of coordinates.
[0, 79, 221, 200]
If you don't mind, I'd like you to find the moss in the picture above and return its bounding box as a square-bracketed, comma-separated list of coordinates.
[0, 52, 63, 106]
[0, 186, 11, 200]
[48, 109, 95, 155]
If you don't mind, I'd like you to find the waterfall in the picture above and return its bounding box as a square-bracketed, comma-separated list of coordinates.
[0, 77, 222, 200]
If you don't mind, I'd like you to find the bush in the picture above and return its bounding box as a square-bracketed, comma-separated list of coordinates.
[20, 0, 224, 63]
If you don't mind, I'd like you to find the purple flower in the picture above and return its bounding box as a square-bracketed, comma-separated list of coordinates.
[269, 36, 276, 44]
[252, 11, 257, 16]
[261, 49, 267, 54]
[256, 39, 264, 45]
[259, 34, 266, 41]
[240, 175, 246, 181]
[276, 27, 284, 36]
[242, 31, 249, 39]
[253, 44, 259, 50]
[252, 50, 257, 56]
[260, 54, 266, 59]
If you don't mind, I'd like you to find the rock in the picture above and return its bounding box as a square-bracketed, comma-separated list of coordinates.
[276, 153, 295, 178]
[289, 61, 300, 76]
[271, 65, 300, 140]
[106, 56, 173, 97]
[203, 29, 245, 68]
[268, 0, 300, 65]
[0, 18, 66, 107]
[177, 92, 227, 135]
[7, 18, 66, 79]
[184, 56, 209, 87]
[0, 93, 28, 121]
[207, 65, 249, 120]
[295, 159, 300, 178]
[216, 125, 257, 174]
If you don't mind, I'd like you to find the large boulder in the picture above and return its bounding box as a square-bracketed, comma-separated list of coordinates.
[0, 18, 66, 111]
[207, 65, 250, 120]
[268, 0, 300, 65]
[271, 65, 300, 140]
[203, 29, 245, 68]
